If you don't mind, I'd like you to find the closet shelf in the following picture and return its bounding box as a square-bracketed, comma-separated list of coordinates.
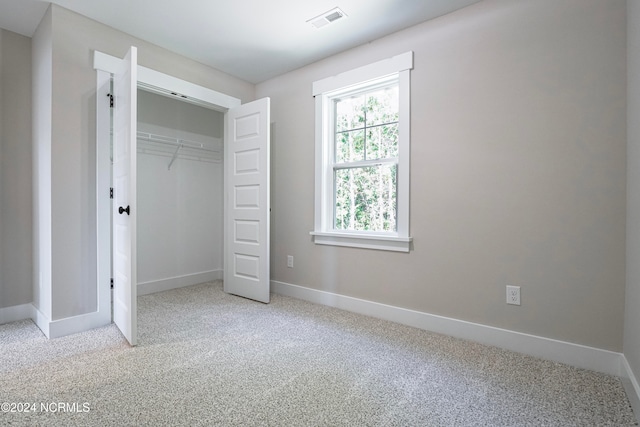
[136, 131, 222, 169]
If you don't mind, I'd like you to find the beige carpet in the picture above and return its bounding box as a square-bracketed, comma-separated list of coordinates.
[0, 281, 636, 426]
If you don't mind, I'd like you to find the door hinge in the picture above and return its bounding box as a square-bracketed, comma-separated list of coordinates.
[110, 278, 114, 289]
[110, 187, 113, 199]
[107, 93, 114, 108]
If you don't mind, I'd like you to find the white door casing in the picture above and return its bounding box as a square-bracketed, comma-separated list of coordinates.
[96, 69, 112, 326]
[224, 98, 271, 303]
[112, 46, 138, 345]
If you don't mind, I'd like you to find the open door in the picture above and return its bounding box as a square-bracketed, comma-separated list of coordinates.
[224, 98, 271, 303]
[112, 46, 138, 345]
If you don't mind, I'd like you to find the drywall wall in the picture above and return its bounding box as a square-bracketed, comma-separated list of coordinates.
[31, 8, 52, 319]
[0, 30, 3, 309]
[137, 90, 223, 139]
[626, 0, 640, 393]
[256, 0, 626, 351]
[137, 90, 223, 288]
[34, 4, 255, 321]
[0, 29, 33, 310]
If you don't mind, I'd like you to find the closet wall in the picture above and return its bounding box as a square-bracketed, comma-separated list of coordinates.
[136, 90, 224, 294]
[0, 29, 32, 312]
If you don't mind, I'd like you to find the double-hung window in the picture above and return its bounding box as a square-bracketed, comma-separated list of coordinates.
[311, 52, 413, 252]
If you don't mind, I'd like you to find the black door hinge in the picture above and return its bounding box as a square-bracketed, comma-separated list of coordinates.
[110, 278, 114, 289]
[107, 93, 114, 108]
[110, 187, 114, 199]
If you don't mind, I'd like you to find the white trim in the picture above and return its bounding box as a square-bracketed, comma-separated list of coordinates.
[31, 303, 110, 340]
[313, 95, 329, 232]
[621, 356, 640, 422]
[138, 270, 222, 296]
[96, 69, 112, 329]
[0, 304, 35, 325]
[93, 50, 241, 111]
[49, 310, 110, 339]
[93, 50, 122, 73]
[271, 280, 623, 377]
[312, 51, 413, 95]
[32, 305, 50, 338]
[397, 69, 410, 237]
[310, 231, 411, 252]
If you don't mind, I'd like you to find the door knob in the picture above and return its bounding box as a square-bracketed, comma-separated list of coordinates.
[118, 205, 130, 215]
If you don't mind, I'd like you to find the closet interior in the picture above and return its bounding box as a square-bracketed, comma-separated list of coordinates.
[135, 90, 224, 294]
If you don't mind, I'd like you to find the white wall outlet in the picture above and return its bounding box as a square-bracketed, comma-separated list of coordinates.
[287, 255, 294, 268]
[506, 285, 521, 305]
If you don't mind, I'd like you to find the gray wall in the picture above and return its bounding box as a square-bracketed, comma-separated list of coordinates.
[626, 0, 640, 390]
[256, 0, 627, 351]
[34, 5, 254, 321]
[0, 29, 32, 309]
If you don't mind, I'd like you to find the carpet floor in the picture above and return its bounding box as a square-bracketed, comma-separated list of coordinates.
[0, 281, 637, 426]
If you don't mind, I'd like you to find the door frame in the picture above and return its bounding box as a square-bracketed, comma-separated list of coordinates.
[94, 50, 242, 326]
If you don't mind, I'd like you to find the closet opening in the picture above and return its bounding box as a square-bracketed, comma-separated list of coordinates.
[96, 48, 271, 346]
[133, 90, 224, 296]
[94, 46, 270, 345]
[106, 89, 224, 333]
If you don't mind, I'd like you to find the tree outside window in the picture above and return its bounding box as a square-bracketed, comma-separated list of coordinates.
[333, 84, 399, 232]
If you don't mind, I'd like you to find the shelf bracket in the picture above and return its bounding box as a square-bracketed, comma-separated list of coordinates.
[168, 144, 183, 170]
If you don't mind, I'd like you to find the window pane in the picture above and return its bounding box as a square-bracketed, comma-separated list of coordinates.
[366, 85, 399, 127]
[367, 124, 398, 160]
[334, 164, 397, 232]
[335, 95, 365, 132]
[335, 130, 364, 163]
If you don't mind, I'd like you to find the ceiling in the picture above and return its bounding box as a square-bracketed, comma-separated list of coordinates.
[0, 0, 481, 84]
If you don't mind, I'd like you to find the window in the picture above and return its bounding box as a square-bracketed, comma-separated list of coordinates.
[334, 78, 398, 232]
[311, 52, 413, 252]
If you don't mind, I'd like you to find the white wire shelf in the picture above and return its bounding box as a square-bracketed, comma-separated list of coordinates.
[136, 131, 222, 169]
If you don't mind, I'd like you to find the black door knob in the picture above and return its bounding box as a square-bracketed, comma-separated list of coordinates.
[118, 205, 130, 215]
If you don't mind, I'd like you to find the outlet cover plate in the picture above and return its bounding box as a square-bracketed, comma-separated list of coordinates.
[506, 285, 521, 305]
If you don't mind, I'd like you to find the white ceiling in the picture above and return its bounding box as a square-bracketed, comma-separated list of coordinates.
[0, 0, 481, 83]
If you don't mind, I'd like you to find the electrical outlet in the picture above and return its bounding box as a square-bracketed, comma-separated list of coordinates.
[287, 255, 294, 268]
[506, 285, 521, 305]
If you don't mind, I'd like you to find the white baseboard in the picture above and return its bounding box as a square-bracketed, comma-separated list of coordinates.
[0, 303, 34, 325]
[32, 305, 50, 338]
[48, 310, 111, 339]
[621, 356, 640, 421]
[31, 306, 111, 340]
[138, 269, 222, 296]
[271, 280, 623, 377]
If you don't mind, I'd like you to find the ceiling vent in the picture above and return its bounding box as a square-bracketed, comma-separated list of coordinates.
[308, 7, 347, 29]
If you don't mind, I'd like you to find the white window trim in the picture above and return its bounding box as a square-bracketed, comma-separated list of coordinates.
[310, 51, 413, 252]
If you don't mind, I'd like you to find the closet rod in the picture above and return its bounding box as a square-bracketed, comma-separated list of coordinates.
[136, 131, 220, 153]
[136, 131, 222, 169]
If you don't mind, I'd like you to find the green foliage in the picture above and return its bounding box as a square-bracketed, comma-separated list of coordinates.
[333, 84, 399, 232]
[335, 165, 397, 232]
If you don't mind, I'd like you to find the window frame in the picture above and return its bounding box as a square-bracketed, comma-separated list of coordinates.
[310, 52, 413, 252]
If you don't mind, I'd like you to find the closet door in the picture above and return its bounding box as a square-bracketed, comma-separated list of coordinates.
[224, 98, 270, 303]
[112, 46, 138, 345]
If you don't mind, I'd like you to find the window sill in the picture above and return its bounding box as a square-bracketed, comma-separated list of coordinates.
[310, 231, 412, 253]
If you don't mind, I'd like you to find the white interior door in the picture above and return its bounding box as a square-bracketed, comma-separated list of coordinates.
[224, 98, 271, 303]
[112, 46, 138, 345]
